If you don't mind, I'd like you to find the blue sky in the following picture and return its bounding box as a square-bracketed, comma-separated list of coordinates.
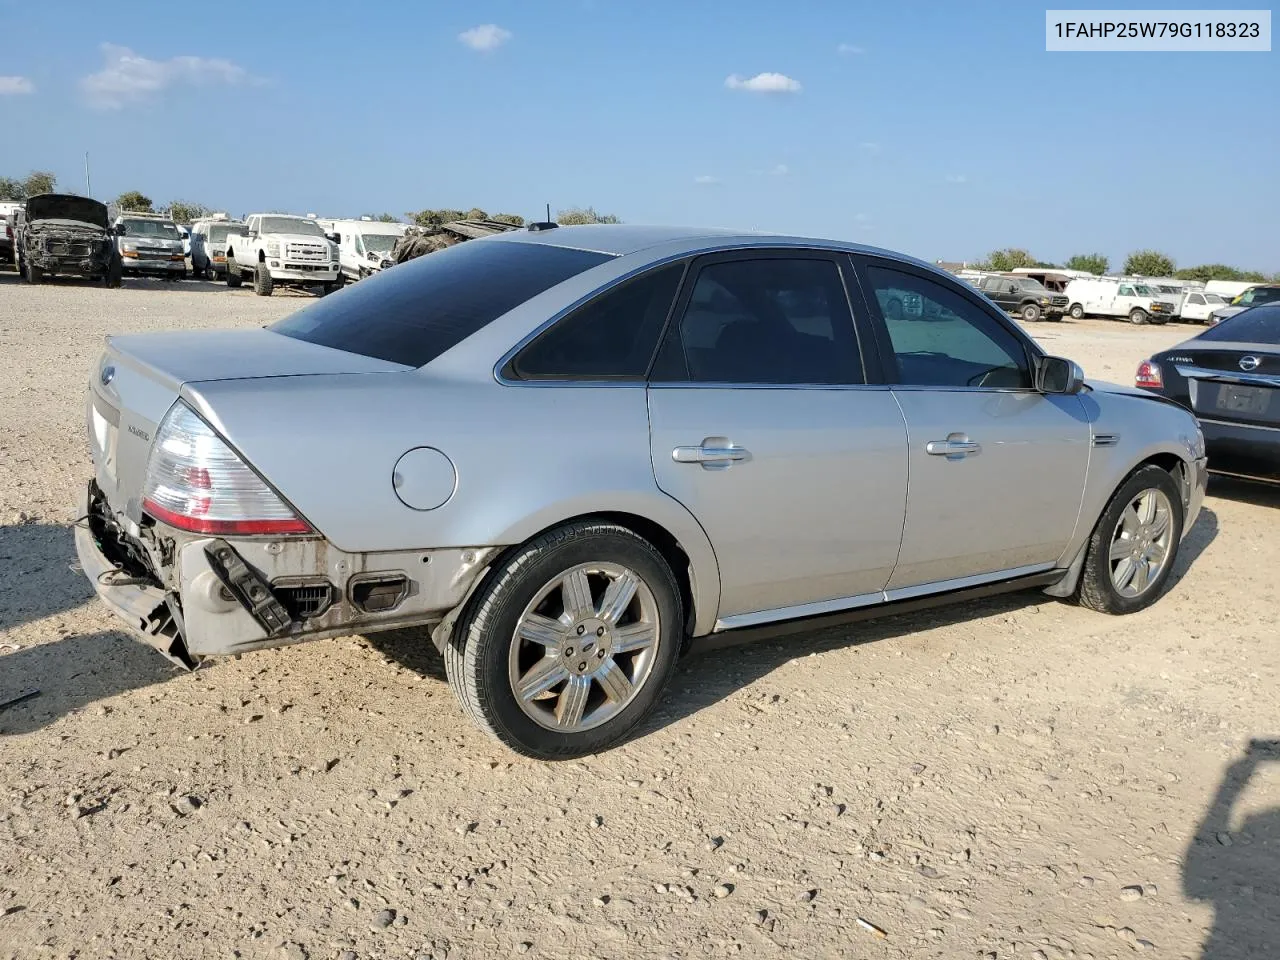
[1, 0, 1276, 271]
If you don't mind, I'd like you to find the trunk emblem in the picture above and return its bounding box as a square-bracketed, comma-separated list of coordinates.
[1239, 356, 1261, 372]
[100, 364, 116, 386]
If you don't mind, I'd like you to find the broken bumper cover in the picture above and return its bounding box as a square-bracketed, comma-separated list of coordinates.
[76, 481, 498, 667]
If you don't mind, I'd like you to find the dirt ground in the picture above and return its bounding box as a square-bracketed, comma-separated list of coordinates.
[1, 274, 1277, 960]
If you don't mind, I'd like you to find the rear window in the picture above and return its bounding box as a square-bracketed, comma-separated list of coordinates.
[1199, 305, 1280, 344]
[271, 240, 614, 366]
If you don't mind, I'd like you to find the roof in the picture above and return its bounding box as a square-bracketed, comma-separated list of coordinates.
[482, 223, 932, 269]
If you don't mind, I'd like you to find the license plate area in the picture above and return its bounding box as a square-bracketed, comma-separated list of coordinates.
[1215, 384, 1270, 415]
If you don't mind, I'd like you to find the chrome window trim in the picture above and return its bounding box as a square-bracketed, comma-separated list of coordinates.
[495, 241, 888, 388]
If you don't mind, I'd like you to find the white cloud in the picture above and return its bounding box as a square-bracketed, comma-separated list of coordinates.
[81, 44, 248, 109]
[459, 24, 512, 51]
[837, 43, 865, 55]
[945, 173, 968, 184]
[859, 141, 882, 154]
[694, 175, 720, 185]
[724, 72, 802, 94]
[769, 163, 789, 176]
[0, 76, 35, 95]
[854, 212, 871, 222]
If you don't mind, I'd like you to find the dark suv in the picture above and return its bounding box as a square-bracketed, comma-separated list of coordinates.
[972, 274, 1068, 322]
[12, 194, 122, 287]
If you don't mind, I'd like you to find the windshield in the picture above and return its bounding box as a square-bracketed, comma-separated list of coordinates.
[1133, 285, 1155, 297]
[1236, 286, 1280, 306]
[1198, 305, 1280, 344]
[272, 239, 613, 366]
[260, 217, 325, 237]
[1206, 293, 1227, 304]
[362, 233, 398, 254]
[1016, 279, 1049, 294]
[208, 224, 240, 243]
[121, 219, 181, 239]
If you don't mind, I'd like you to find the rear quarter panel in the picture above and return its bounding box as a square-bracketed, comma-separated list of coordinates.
[183, 374, 723, 635]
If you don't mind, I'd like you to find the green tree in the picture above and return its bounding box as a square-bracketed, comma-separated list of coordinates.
[1175, 264, 1240, 283]
[408, 208, 467, 227]
[1065, 253, 1109, 275]
[1239, 270, 1267, 283]
[492, 213, 525, 227]
[556, 206, 621, 225]
[0, 177, 23, 200]
[978, 248, 1036, 271]
[464, 207, 489, 220]
[366, 213, 400, 223]
[116, 191, 154, 213]
[1123, 249, 1175, 277]
[167, 200, 211, 223]
[1032, 260, 1061, 269]
[22, 170, 56, 196]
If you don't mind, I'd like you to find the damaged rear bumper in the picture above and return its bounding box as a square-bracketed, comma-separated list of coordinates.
[76, 480, 498, 668]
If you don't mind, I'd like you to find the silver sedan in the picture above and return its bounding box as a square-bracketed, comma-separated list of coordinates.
[76, 225, 1208, 758]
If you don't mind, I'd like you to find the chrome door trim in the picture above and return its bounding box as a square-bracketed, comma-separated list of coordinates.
[714, 590, 885, 632]
[713, 562, 1058, 632]
[1198, 416, 1280, 433]
[883, 562, 1057, 603]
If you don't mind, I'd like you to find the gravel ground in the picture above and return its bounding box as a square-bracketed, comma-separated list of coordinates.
[1, 272, 1277, 960]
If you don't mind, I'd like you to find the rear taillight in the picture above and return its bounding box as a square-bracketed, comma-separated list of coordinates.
[142, 403, 312, 536]
[1135, 360, 1163, 390]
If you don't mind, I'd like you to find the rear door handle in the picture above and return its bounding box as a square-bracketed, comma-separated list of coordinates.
[672, 437, 751, 470]
[926, 434, 981, 459]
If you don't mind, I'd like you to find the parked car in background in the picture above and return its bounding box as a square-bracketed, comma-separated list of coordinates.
[224, 213, 341, 296]
[320, 217, 410, 282]
[13, 194, 121, 286]
[188, 216, 245, 280]
[1010, 267, 1095, 293]
[1208, 284, 1280, 325]
[114, 212, 188, 280]
[1137, 304, 1280, 484]
[0, 213, 14, 267]
[1179, 289, 1230, 324]
[968, 273, 1068, 322]
[75, 224, 1206, 758]
[1064, 277, 1177, 324]
[1204, 280, 1258, 302]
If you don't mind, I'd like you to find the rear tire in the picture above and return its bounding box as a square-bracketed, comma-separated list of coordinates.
[1078, 465, 1184, 615]
[445, 522, 684, 759]
[1129, 308, 1149, 325]
[1069, 303, 1085, 320]
[225, 255, 243, 288]
[1020, 303, 1042, 323]
[253, 263, 274, 296]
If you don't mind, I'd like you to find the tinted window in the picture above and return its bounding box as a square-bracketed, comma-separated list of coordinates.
[272, 240, 613, 366]
[653, 258, 862, 385]
[1189, 294, 1205, 305]
[1199, 305, 1280, 344]
[866, 265, 1031, 389]
[1238, 286, 1280, 306]
[509, 264, 683, 380]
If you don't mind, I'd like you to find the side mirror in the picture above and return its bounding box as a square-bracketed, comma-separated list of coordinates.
[326, 232, 339, 243]
[114, 225, 126, 236]
[1037, 355, 1085, 395]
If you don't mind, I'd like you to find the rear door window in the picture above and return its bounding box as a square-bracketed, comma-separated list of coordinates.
[271, 240, 613, 366]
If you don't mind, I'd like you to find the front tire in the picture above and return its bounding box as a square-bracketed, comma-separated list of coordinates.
[225, 255, 243, 288]
[1078, 465, 1184, 615]
[253, 263, 274, 296]
[1129, 308, 1149, 325]
[1020, 303, 1042, 323]
[1069, 303, 1085, 320]
[445, 522, 684, 759]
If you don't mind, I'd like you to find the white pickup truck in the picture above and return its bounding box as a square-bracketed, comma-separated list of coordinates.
[224, 214, 341, 296]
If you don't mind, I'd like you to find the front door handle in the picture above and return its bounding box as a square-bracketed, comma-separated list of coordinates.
[926, 434, 981, 459]
[672, 436, 751, 470]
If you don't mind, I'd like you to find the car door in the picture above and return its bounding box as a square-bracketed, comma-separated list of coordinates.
[647, 251, 908, 625]
[1183, 292, 1207, 322]
[851, 256, 1091, 593]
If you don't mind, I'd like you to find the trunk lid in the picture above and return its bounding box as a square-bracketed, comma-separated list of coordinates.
[1165, 342, 1280, 428]
[88, 329, 411, 524]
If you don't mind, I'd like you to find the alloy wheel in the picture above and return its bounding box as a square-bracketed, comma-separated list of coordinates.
[1108, 488, 1174, 598]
